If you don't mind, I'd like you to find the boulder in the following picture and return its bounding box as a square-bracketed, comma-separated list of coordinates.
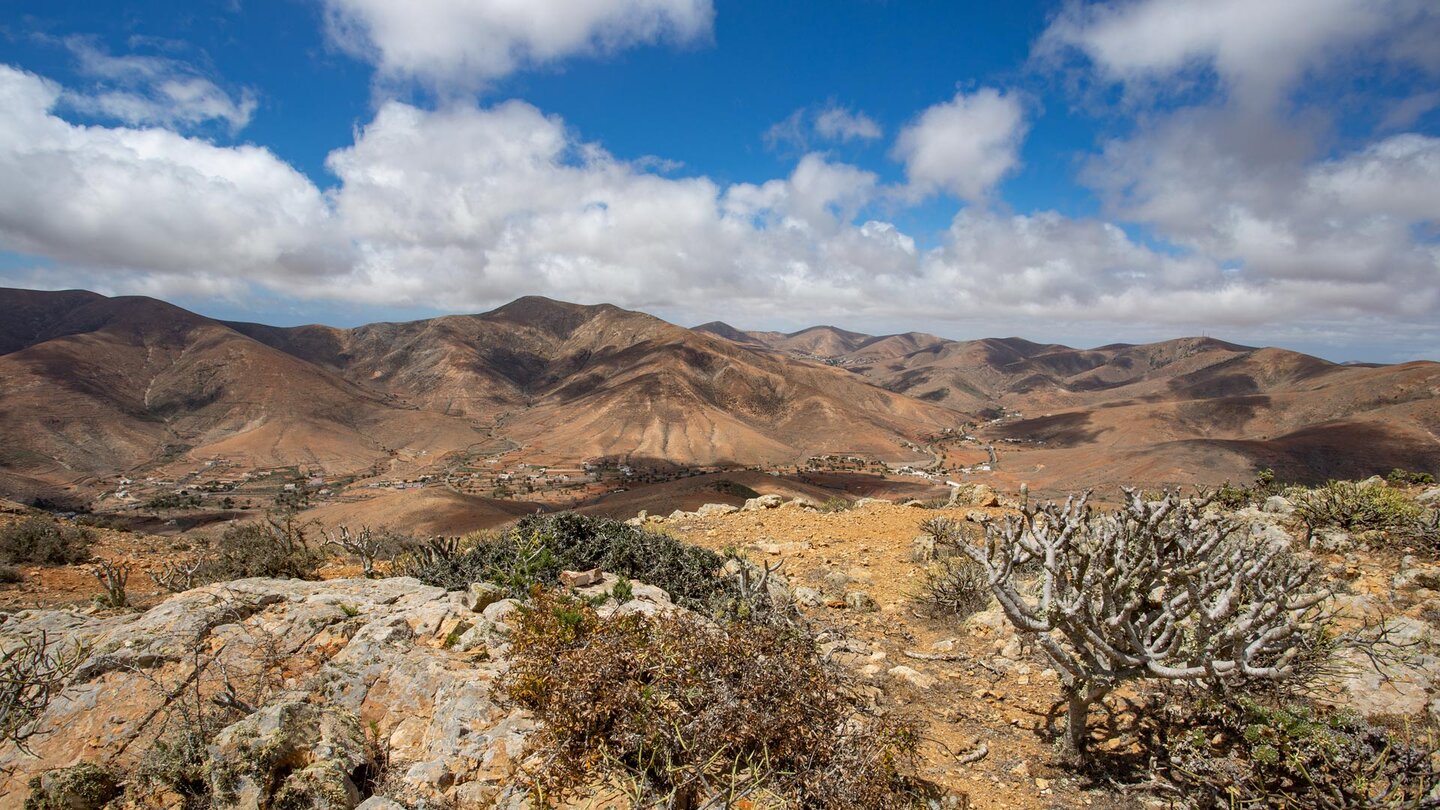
[694, 502, 738, 517]
[962, 485, 1000, 508]
[741, 494, 785, 511]
[0, 576, 535, 807]
[851, 497, 890, 509]
[22, 763, 119, 810]
[463, 582, 506, 613]
[793, 587, 823, 608]
[1394, 564, 1440, 594]
[1261, 495, 1295, 515]
[844, 591, 877, 612]
[1418, 487, 1440, 505]
[208, 696, 370, 810]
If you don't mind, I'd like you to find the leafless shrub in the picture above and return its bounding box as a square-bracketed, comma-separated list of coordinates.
[148, 559, 205, 594]
[961, 486, 1329, 765]
[0, 631, 84, 752]
[915, 557, 991, 620]
[322, 524, 411, 578]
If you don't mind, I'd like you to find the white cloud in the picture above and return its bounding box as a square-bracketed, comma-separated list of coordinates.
[892, 88, 1027, 202]
[1, 62, 1437, 358]
[1037, 0, 1440, 110]
[764, 104, 882, 152]
[322, 0, 713, 90]
[0, 66, 337, 289]
[61, 38, 257, 131]
[814, 105, 882, 142]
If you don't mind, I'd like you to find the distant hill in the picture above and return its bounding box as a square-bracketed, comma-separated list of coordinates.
[708, 323, 1440, 487]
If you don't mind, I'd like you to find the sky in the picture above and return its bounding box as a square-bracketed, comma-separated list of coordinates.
[1, 0, 1438, 362]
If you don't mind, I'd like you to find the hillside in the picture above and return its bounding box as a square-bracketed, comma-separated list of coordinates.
[709, 326, 1440, 487]
[0, 290, 955, 506]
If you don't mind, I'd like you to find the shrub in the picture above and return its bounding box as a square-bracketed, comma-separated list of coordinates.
[502, 589, 925, 808]
[960, 487, 1328, 764]
[193, 514, 323, 583]
[818, 497, 852, 513]
[1294, 480, 1424, 536]
[0, 564, 24, 584]
[24, 762, 120, 810]
[1157, 693, 1438, 808]
[915, 556, 991, 620]
[1387, 468, 1436, 487]
[1, 631, 85, 751]
[0, 517, 94, 565]
[400, 512, 726, 609]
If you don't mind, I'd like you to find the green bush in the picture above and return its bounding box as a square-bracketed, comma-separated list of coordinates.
[502, 589, 926, 808]
[1293, 480, 1424, 536]
[24, 762, 120, 810]
[0, 517, 94, 565]
[1158, 694, 1438, 808]
[1387, 468, 1437, 486]
[398, 512, 726, 609]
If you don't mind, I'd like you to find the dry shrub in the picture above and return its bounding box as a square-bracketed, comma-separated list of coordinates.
[1294, 480, 1424, 536]
[502, 589, 924, 809]
[194, 513, 323, 583]
[0, 517, 93, 565]
[1155, 693, 1439, 809]
[915, 556, 991, 620]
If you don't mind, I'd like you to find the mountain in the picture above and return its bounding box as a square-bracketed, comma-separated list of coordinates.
[707, 324, 1440, 488]
[0, 288, 487, 503]
[0, 290, 955, 503]
[229, 296, 956, 465]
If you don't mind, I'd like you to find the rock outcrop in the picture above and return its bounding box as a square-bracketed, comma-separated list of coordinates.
[0, 577, 536, 808]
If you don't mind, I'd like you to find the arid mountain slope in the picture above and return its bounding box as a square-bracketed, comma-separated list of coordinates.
[0, 290, 956, 503]
[709, 325, 1440, 486]
[232, 296, 958, 466]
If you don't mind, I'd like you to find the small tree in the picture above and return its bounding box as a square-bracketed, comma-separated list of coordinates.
[955, 487, 1327, 764]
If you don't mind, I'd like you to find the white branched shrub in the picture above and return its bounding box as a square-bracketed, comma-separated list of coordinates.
[955, 487, 1328, 763]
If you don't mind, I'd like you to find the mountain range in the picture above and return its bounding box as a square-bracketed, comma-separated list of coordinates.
[1, 287, 1437, 506]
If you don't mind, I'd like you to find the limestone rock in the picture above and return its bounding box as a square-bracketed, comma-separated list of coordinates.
[844, 591, 877, 612]
[793, 587, 823, 608]
[1418, 487, 1440, 505]
[1261, 495, 1295, 515]
[694, 502, 738, 517]
[0, 576, 533, 807]
[463, 582, 506, 613]
[851, 497, 890, 509]
[888, 665, 937, 689]
[559, 567, 603, 587]
[741, 494, 785, 511]
[208, 695, 370, 810]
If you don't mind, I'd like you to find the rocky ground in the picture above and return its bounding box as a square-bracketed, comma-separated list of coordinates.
[3, 485, 1439, 808]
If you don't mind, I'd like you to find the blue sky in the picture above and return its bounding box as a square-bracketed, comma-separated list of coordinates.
[1, 0, 1438, 361]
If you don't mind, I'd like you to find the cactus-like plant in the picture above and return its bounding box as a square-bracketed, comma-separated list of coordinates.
[953, 487, 1328, 764]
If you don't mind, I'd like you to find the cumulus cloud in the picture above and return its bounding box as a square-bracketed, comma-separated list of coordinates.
[322, 0, 713, 90]
[892, 88, 1027, 202]
[61, 37, 257, 131]
[1037, 0, 1440, 110]
[0, 66, 338, 290]
[1, 62, 1437, 358]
